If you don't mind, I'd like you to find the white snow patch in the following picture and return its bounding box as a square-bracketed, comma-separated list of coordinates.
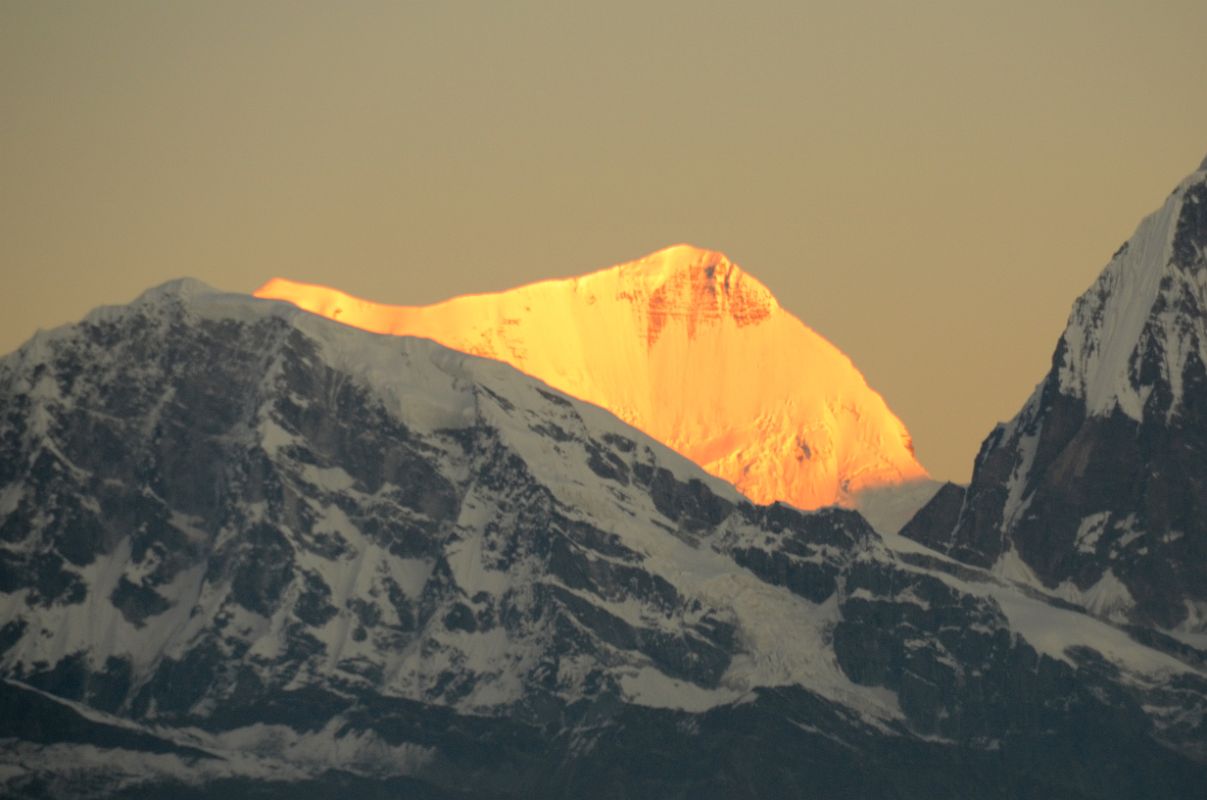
[1001, 424, 1038, 530]
[446, 533, 511, 597]
[990, 548, 1043, 586]
[259, 417, 296, 456]
[300, 463, 356, 493]
[618, 666, 738, 712]
[0, 483, 23, 517]
[1111, 514, 1145, 554]
[1074, 512, 1110, 554]
[1171, 601, 1207, 642]
[994, 544, 1136, 626]
[1054, 570, 1135, 623]
[206, 720, 434, 776]
[985, 582, 1181, 676]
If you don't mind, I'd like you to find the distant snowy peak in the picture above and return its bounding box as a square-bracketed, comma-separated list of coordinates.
[1057, 164, 1207, 421]
[255, 244, 929, 512]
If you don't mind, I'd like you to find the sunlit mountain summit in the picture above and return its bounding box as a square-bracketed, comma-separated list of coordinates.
[256, 244, 931, 515]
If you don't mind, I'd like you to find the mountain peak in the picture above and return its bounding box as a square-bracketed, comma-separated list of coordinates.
[617, 243, 741, 282]
[619, 243, 756, 285]
[1055, 159, 1207, 421]
[635, 242, 732, 267]
[593, 245, 778, 340]
[255, 246, 928, 510]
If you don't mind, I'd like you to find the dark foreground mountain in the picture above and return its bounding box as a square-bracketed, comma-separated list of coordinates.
[904, 155, 1207, 639]
[0, 281, 1204, 798]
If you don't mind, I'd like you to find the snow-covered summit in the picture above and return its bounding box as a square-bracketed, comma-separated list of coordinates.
[255, 245, 930, 512]
[131, 276, 217, 302]
[607, 243, 780, 323]
[1057, 163, 1207, 421]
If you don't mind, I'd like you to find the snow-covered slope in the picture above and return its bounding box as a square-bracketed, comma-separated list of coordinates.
[903, 154, 1207, 635]
[1, 281, 1204, 798]
[1058, 163, 1207, 420]
[255, 245, 929, 513]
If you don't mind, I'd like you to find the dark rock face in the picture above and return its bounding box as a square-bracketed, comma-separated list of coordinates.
[899, 482, 965, 552]
[904, 163, 1207, 632]
[727, 505, 870, 603]
[1, 281, 1205, 798]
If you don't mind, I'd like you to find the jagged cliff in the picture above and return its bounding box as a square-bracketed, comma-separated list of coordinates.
[903, 154, 1207, 634]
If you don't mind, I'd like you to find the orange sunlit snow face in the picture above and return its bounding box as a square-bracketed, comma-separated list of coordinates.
[254, 245, 928, 510]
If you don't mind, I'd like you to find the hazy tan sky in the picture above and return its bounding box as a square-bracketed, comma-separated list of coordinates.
[3, 1, 1207, 482]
